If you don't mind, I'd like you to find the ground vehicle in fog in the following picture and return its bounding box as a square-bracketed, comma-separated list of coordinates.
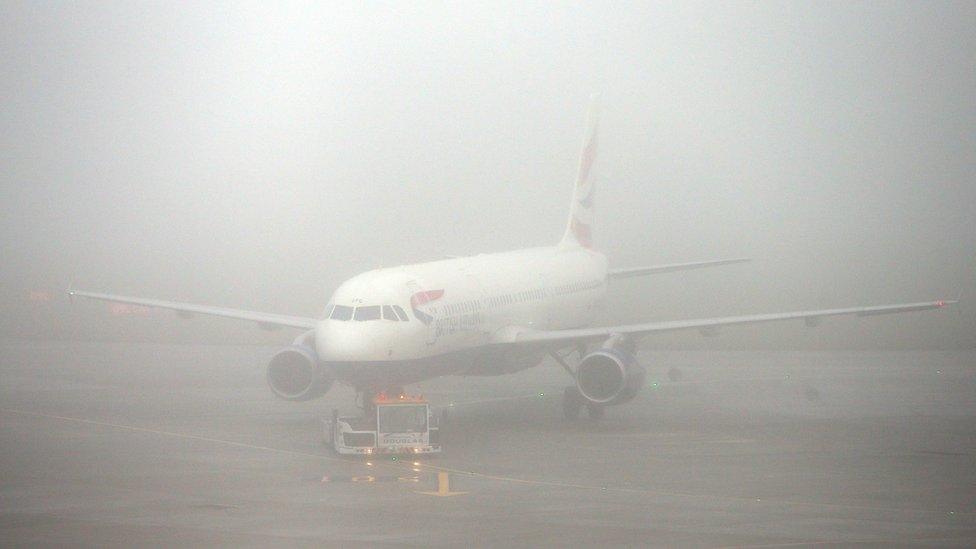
[325, 394, 441, 456]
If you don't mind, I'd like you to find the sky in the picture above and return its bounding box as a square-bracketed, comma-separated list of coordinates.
[1, 1, 973, 348]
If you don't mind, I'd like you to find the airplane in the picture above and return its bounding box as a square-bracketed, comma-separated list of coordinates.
[68, 102, 956, 419]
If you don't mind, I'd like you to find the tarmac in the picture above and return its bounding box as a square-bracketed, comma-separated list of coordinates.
[1, 340, 974, 547]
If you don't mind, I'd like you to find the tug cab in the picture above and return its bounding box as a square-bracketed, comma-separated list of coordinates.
[325, 393, 441, 456]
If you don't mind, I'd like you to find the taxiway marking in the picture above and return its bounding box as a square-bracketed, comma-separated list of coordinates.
[321, 475, 421, 483]
[1, 407, 343, 463]
[416, 471, 466, 497]
[3, 407, 971, 521]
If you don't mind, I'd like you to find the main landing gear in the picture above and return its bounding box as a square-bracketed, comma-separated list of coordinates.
[551, 346, 605, 421]
[562, 386, 604, 420]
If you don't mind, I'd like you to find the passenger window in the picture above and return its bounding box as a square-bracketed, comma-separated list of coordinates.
[354, 306, 381, 321]
[382, 305, 398, 321]
[330, 305, 353, 321]
[392, 305, 409, 321]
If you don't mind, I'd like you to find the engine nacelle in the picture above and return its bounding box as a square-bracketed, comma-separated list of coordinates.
[576, 347, 645, 406]
[266, 345, 335, 401]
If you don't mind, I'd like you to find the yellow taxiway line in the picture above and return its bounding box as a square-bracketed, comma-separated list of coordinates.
[2, 407, 971, 521]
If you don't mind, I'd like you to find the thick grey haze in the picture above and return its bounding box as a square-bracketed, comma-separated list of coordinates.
[1, 1, 973, 348]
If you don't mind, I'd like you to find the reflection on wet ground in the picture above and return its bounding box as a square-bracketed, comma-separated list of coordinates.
[1, 342, 974, 546]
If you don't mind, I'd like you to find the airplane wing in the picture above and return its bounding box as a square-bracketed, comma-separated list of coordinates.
[67, 290, 319, 330]
[498, 300, 955, 345]
[608, 258, 750, 279]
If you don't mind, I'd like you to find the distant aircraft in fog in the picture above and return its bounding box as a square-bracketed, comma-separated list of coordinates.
[69, 101, 956, 419]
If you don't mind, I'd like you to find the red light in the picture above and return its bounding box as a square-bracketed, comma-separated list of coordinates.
[28, 290, 51, 302]
[937, 301, 945, 307]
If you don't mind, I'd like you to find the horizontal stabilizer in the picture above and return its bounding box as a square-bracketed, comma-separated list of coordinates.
[608, 258, 750, 279]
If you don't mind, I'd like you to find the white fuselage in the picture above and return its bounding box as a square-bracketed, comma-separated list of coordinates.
[315, 245, 607, 364]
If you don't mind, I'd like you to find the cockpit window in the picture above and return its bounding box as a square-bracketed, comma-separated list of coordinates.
[354, 305, 381, 321]
[332, 304, 407, 322]
[392, 305, 409, 321]
[330, 305, 353, 321]
[322, 304, 334, 319]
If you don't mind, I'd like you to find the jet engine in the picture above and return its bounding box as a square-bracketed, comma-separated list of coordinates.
[266, 344, 335, 402]
[575, 346, 645, 406]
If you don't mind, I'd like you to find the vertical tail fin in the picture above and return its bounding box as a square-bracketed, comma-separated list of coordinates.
[560, 97, 600, 249]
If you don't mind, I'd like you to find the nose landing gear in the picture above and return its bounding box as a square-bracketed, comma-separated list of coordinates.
[356, 385, 405, 415]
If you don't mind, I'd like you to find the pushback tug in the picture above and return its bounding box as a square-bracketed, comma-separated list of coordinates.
[325, 393, 441, 456]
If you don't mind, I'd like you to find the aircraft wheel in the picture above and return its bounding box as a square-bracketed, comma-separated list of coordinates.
[585, 402, 605, 420]
[563, 386, 584, 420]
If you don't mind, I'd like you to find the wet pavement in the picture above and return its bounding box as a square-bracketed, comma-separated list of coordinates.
[1, 341, 974, 547]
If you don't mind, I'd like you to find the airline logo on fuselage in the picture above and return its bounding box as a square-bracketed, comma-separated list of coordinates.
[410, 289, 444, 325]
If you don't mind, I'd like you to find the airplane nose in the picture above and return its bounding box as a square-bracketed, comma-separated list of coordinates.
[316, 320, 393, 361]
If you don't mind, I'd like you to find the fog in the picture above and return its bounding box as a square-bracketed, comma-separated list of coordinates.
[2, 1, 973, 348]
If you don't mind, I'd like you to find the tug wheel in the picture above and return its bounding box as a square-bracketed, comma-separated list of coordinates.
[323, 421, 336, 453]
